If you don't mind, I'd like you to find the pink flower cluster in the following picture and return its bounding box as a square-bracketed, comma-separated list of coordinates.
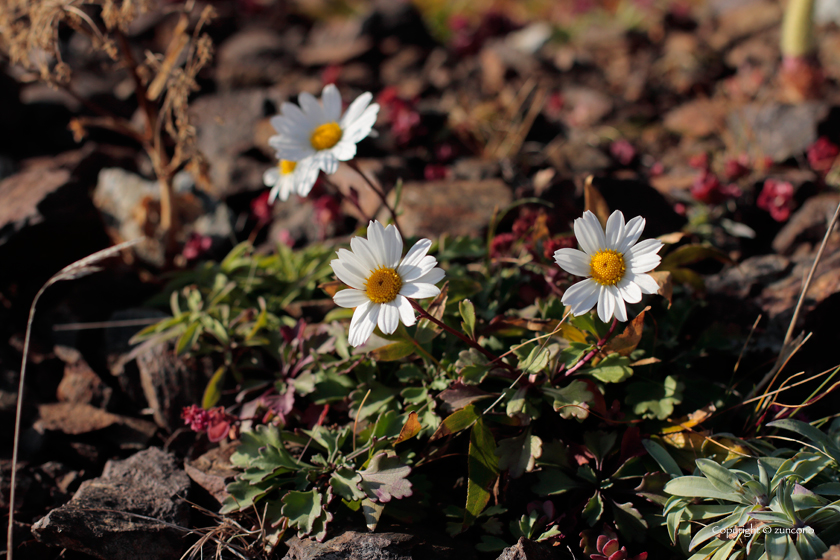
[377, 87, 423, 146]
[807, 137, 839, 172]
[182, 405, 236, 442]
[757, 179, 794, 222]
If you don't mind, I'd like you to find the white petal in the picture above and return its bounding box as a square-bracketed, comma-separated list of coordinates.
[561, 278, 599, 316]
[574, 211, 606, 255]
[312, 151, 339, 175]
[626, 238, 663, 259]
[334, 288, 370, 308]
[263, 167, 280, 187]
[340, 92, 373, 129]
[377, 300, 400, 334]
[413, 267, 445, 285]
[293, 160, 320, 197]
[609, 286, 627, 321]
[330, 140, 357, 161]
[348, 302, 378, 347]
[350, 237, 380, 271]
[331, 257, 367, 290]
[605, 210, 626, 249]
[399, 282, 440, 299]
[554, 248, 591, 277]
[398, 256, 437, 282]
[342, 103, 380, 143]
[618, 216, 646, 253]
[396, 295, 416, 327]
[597, 285, 615, 323]
[629, 272, 659, 295]
[399, 239, 432, 271]
[616, 277, 642, 304]
[269, 136, 316, 162]
[322, 84, 342, 122]
[366, 221, 389, 266]
[298, 91, 326, 123]
[384, 224, 403, 268]
[271, 175, 295, 203]
[628, 254, 661, 273]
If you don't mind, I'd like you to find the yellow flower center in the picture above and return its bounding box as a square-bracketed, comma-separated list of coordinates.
[365, 267, 403, 304]
[279, 160, 296, 174]
[589, 249, 626, 286]
[310, 122, 343, 151]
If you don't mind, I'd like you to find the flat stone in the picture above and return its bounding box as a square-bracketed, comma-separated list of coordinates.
[283, 531, 462, 560]
[389, 179, 512, 239]
[184, 445, 238, 504]
[727, 102, 830, 162]
[706, 254, 792, 299]
[54, 346, 112, 407]
[35, 402, 156, 445]
[32, 447, 190, 560]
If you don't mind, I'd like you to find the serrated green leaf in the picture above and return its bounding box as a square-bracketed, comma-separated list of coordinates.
[582, 492, 604, 526]
[587, 353, 633, 383]
[281, 489, 322, 535]
[358, 453, 412, 503]
[519, 346, 550, 374]
[543, 380, 593, 420]
[330, 468, 365, 502]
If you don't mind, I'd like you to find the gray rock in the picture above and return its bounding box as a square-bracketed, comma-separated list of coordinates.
[216, 27, 293, 90]
[727, 102, 830, 162]
[283, 531, 462, 560]
[93, 168, 233, 266]
[32, 447, 190, 560]
[706, 254, 792, 299]
[496, 537, 563, 560]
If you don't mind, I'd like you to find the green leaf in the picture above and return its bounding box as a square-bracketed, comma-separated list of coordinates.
[519, 346, 550, 375]
[371, 341, 416, 361]
[543, 380, 593, 420]
[330, 468, 365, 502]
[358, 453, 412, 503]
[459, 299, 476, 340]
[361, 498, 385, 531]
[626, 376, 683, 420]
[175, 320, 202, 355]
[582, 492, 604, 526]
[495, 429, 542, 479]
[610, 499, 648, 542]
[587, 353, 633, 383]
[475, 536, 510, 552]
[463, 419, 499, 530]
[220, 479, 269, 513]
[696, 458, 742, 493]
[643, 439, 682, 478]
[431, 404, 479, 441]
[202, 366, 226, 410]
[665, 476, 740, 501]
[533, 468, 579, 496]
[281, 489, 322, 535]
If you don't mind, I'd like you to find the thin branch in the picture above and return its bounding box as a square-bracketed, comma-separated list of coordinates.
[562, 318, 619, 376]
[347, 161, 404, 238]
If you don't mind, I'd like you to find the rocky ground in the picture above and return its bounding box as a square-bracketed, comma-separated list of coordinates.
[2, 0, 840, 558]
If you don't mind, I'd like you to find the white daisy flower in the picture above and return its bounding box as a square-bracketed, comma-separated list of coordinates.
[554, 210, 663, 323]
[262, 158, 320, 202]
[268, 84, 379, 176]
[330, 220, 445, 348]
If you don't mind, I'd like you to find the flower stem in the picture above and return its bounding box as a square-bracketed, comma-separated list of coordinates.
[347, 160, 404, 238]
[562, 317, 619, 376]
[408, 299, 516, 377]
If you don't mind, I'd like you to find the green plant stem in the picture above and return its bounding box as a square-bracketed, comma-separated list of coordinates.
[408, 299, 516, 377]
[562, 317, 619, 376]
[347, 160, 404, 238]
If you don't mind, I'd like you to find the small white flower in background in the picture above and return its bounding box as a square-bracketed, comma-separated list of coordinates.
[330, 220, 445, 348]
[269, 84, 379, 177]
[262, 158, 320, 202]
[554, 210, 663, 323]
